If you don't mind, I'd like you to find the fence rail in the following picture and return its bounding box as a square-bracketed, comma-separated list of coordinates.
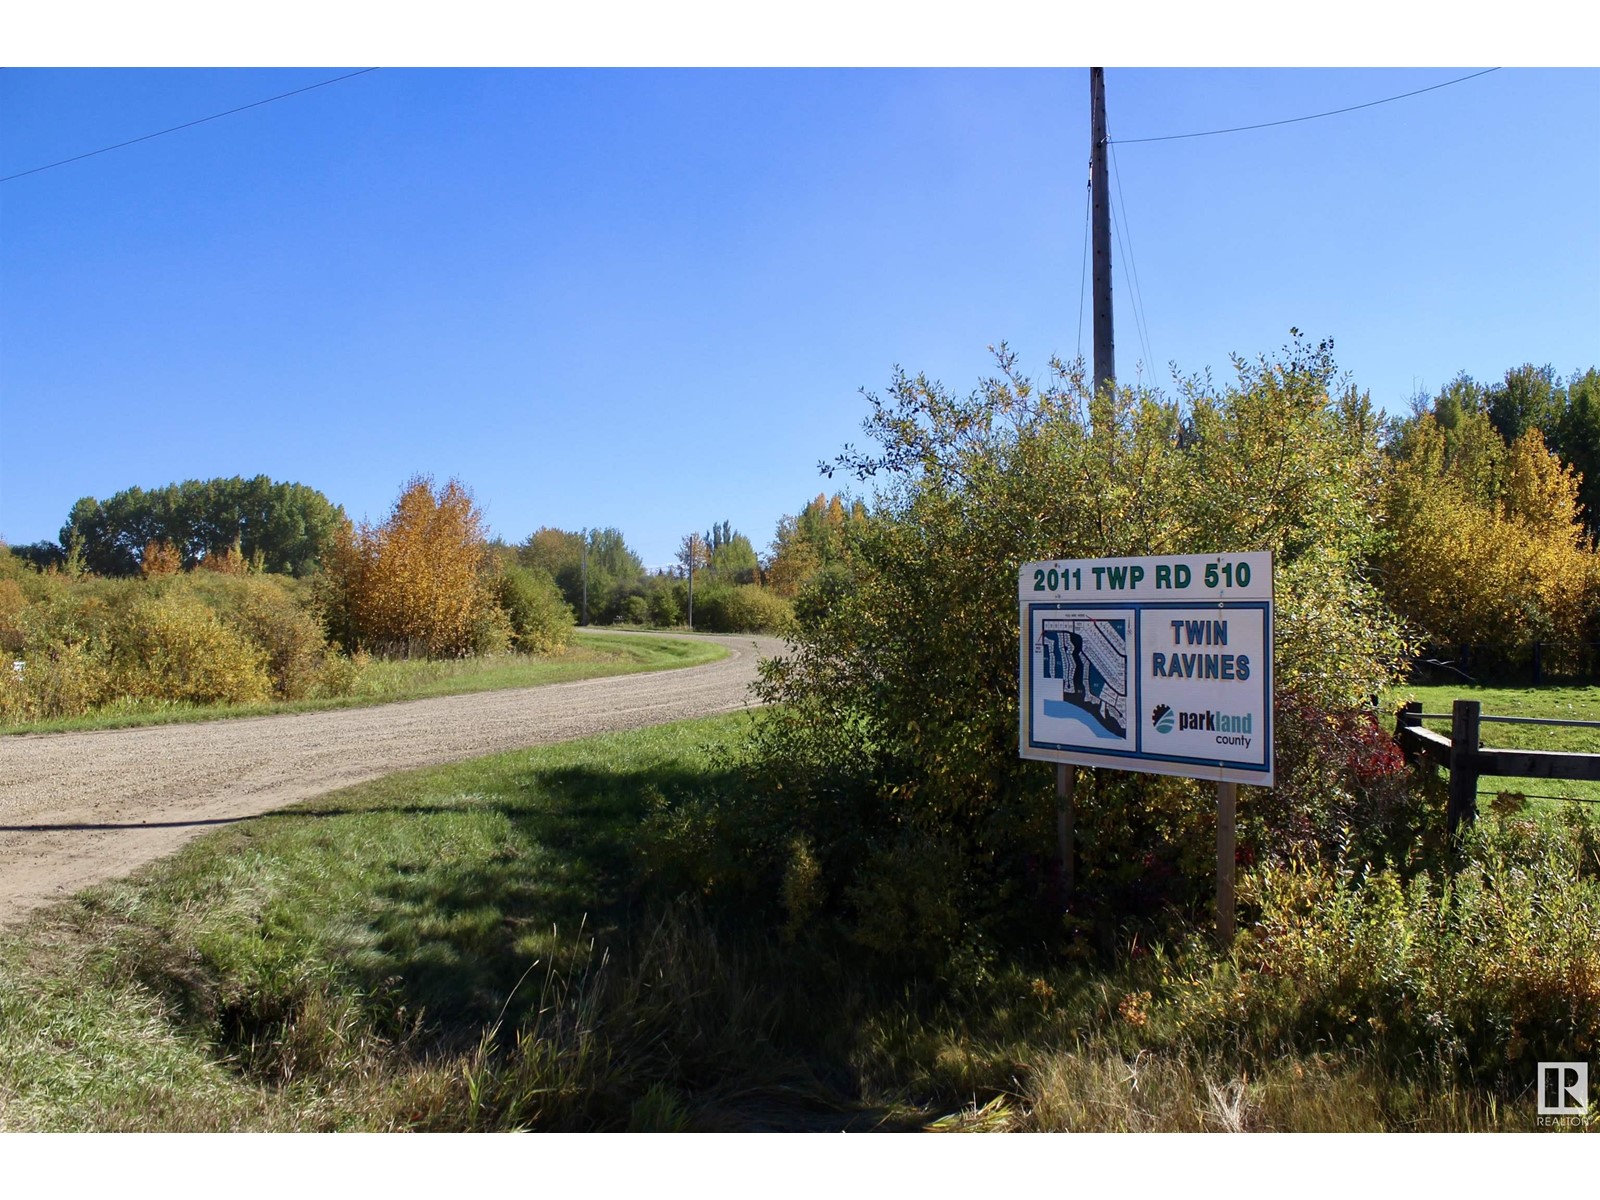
[1405, 712, 1600, 730]
[1394, 700, 1600, 831]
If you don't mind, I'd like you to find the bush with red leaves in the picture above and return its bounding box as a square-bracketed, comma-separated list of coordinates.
[1248, 689, 1437, 872]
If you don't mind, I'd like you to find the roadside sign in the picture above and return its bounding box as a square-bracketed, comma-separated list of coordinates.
[1018, 552, 1273, 786]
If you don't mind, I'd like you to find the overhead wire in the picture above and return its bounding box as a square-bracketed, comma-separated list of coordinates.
[1109, 67, 1500, 146]
[1075, 166, 1092, 365]
[1081, 68, 1501, 383]
[1107, 139, 1156, 383]
[1106, 188, 1150, 384]
[1, 67, 380, 184]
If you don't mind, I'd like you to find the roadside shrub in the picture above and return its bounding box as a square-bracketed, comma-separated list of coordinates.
[0, 639, 111, 721]
[0, 577, 26, 654]
[2, 576, 131, 719]
[110, 591, 272, 705]
[620, 595, 650, 627]
[469, 604, 515, 656]
[693, 584, 793, 634]
[0, 662, 20, 719]
[742, 338, 1409, 974]
[1253, 690, 1432, 872]
[0, 560, 361, 722]
[493, 564, 574, 654]
[647, 586, 682, 628]
[182, 573, 330, 700]
[311, 648, 367, 699]
[1222, 812, 1600, 1085]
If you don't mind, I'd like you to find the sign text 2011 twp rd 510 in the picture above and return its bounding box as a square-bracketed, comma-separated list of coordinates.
[1018, 552, 1274, 786]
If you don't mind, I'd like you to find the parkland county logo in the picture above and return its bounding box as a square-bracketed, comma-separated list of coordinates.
[1538, 1063, 1589, 1122]
[1151, 703, 1174, 734]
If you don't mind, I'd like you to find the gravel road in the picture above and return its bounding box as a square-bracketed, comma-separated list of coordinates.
[0, 632, 785, 925]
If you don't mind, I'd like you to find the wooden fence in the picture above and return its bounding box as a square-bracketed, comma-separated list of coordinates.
[1394, 699, 1600, 831]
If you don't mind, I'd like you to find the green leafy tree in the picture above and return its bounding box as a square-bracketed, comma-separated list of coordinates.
[1550, 367, 1600, 538]
[518, 527, 643, 624]
[492, 563, 575, 654]
[703, 521, 759, 585]
[6, 542, 66, 571]
[1486, 363, 1563, 447]
[645, 575, 682, 627]
[736, 336, 1409, 970]
[766, 494, 868, 598]
[58, 476, 343, 577]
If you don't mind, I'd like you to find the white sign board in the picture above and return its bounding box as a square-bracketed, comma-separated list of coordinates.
[1019, 552, 1273, 786]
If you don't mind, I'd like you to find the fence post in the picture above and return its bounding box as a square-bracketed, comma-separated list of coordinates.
[1532, 641, 1542, 686]
[1447, 699, 1481, 833]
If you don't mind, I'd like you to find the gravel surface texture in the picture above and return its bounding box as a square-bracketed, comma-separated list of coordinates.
[0, 632, 785, 924]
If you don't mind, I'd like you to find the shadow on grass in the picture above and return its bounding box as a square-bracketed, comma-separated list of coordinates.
[265, 759, 905, 1130]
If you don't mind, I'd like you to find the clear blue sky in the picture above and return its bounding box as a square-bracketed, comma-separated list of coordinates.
[3, 66, 1597, 567]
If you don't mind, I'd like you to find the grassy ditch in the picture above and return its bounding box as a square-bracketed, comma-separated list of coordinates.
[0, 631, 727, 736]
[2, 711, 1594, 1132]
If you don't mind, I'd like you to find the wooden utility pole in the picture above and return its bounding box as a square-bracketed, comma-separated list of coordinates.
[1056, 69, 1117, 908]
[580, 528, 590, 627]
[1090, 67, 1114, 400]
[686, 532, 700, 631]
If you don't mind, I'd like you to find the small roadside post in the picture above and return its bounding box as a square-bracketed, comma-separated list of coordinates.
[1056, 763, 1076, 898]
[1216, 780, 1237, 946]
[1018, 552, 1274, 948]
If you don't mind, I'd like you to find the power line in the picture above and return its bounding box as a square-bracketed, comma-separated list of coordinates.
[1108, 140, 1156, 383]
[1075, 168, 1091, 364]
[1, 68, 380, 184]
[1107, 189, 1152, 384]
[1110, 67, 1500, 146]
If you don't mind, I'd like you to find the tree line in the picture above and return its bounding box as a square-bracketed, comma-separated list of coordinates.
[3, 471, 818, 711]
[1377, 363, 1600, 673]
[15, 354, 1592, 677]
[11, 475, 344, 577]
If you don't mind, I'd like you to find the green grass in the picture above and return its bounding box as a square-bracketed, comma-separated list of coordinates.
[2, 709, 1586, 1132]
[1385, 682, 1600, 807]
[1, 713, 869, 1131]
[0, 631, 728, 737]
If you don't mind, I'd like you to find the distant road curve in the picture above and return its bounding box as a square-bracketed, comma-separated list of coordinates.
[0, 632, 786, 925]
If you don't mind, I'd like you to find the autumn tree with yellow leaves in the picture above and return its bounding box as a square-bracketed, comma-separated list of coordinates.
[1377, 409, 1599, 670]
[328, 476, 494, 658]
[765, 493, 867, 599]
